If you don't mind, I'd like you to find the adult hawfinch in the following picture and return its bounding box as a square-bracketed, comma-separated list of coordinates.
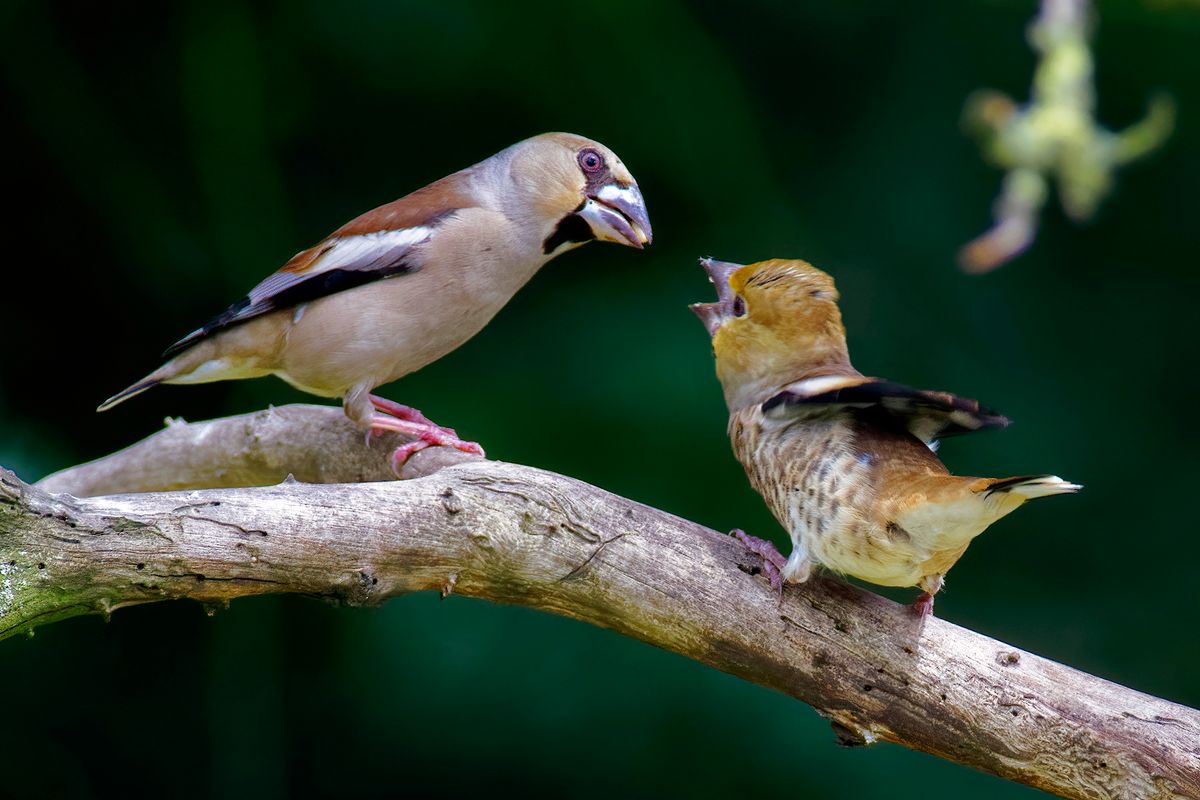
[100, 132, 652, 469]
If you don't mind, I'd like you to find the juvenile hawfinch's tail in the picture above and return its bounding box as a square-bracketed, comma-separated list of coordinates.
[984, 475, 1082, 500]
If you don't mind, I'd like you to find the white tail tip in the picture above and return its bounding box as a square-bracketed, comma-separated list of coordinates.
[989, 475, 1082, 500]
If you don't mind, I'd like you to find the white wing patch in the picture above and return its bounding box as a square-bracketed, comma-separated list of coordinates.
[782, 375, 862, 397]
[247, 226, 433, 306]
[163, 225, 436, 358]
[316, 227, 433, 272]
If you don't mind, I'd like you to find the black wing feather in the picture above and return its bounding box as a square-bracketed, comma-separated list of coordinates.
[160, 221, 450, 358]
[762, 379, 1010, 441]
[163, 262, 417, 358]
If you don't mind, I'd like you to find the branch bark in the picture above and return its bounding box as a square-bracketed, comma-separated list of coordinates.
[4, 406, 1198, 799]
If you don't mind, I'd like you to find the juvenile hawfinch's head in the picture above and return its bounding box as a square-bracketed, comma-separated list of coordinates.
[691, 258, 851, 410]
[494, 133, 652, 255]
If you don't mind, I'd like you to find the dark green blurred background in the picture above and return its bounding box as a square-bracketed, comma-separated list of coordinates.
[2, 1, 1197, 797]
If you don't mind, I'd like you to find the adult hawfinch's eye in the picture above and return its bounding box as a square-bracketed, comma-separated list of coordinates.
[579, 149, 604, 173]
[732, 295, 747, 317]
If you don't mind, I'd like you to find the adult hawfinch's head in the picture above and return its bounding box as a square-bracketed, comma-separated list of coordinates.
[498, 132, 652, 255]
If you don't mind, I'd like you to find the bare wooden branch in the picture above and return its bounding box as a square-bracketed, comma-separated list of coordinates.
[36, 404, 480, 496]
[5, 406, 1199, 799]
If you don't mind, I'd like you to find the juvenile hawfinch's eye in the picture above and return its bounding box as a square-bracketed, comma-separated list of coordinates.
[579, 149, 604, 173]
[733, 296, 747, 317]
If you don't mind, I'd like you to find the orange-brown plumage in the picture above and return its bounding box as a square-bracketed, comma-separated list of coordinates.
[692, 257, 1079, 613]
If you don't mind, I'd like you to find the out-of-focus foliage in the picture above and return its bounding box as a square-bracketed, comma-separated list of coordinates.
[0, 1, 1197, 798]
[960, 0, 1175, 271]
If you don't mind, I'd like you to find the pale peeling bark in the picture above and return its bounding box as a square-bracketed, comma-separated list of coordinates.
[3, 406, 1198, 799]
[35, 404, 481, 495]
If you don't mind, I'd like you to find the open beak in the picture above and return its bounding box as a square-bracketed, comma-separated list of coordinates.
[689, 257, 743, 336]
[578, 183, 653, 249]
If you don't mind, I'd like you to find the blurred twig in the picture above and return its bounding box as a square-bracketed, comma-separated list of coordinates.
[960, 0, 1175, 273]
[2, 406, 1199, 797]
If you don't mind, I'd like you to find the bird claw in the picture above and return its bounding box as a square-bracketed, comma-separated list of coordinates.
[386, 428, 486, 474]
[912, 574, 942, 617]
[367, 401, 486, 475]
[731, 528, 787, 595]
[369, 395, 438, 427]
[389, 438, 433, 473]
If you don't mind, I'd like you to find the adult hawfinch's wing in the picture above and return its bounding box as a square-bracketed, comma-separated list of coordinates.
[164, 180, 469, 357]
[762, 375, 1010, 443]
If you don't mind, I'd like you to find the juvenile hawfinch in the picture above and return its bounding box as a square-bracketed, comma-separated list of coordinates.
[100, 133, 652, 468]
[691, 258, 1079, 615]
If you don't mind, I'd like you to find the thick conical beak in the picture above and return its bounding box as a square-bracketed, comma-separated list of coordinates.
[689, 257, 744, 336]
[578, 183, 652, 248]
[689, 302, 724, 336]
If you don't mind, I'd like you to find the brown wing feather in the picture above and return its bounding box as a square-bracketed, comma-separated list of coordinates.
[163, 176, 476, 357]
[163, 234, 427, 357]
[333, 173, 474, 238]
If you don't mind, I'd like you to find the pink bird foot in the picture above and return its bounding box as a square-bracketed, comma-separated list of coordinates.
[731, 528, 788, 594]
[367, 396, 485, 472]
[369, 395, 445, 430]
[912, 592, 935, 617]
[912, 574, 943, 617]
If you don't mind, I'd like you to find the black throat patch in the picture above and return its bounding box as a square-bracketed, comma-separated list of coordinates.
[542, 211, 594, 255]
